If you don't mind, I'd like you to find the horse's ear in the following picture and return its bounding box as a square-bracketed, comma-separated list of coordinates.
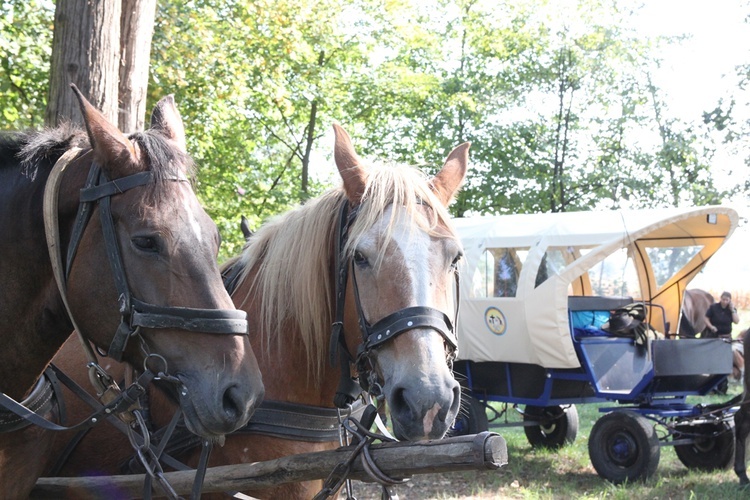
[150, 95, 187, 154]
[431, 142, 469, 207]
[333, 123, 367, 204]
[71, 84, 139, 176]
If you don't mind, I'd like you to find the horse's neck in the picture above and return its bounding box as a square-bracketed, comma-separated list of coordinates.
[0, 168, 74, 400]
[254, 332, 342, 407]
[0, 280, 73, 400]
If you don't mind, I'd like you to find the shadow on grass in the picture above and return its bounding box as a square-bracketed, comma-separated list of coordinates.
[348, 438, 749, 499]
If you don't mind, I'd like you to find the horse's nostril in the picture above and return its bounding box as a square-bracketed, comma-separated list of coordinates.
[390, 386, 409, 416]
[451, 384, 462, 415]
[221, 384, 242, 422]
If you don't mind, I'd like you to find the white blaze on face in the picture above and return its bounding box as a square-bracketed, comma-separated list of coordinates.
[386, 205, 434, 305]
[182, 191, 203, 244]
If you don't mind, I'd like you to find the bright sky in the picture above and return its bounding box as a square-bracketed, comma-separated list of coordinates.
[636, 0, 750, 121]
[638, 1, 750, 294]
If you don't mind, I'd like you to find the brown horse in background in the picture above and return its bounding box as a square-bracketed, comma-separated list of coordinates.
[681, 289, 744, 381]
[679, 288, 714, 338]
[43, 124, 468, 498]
[0, 86, 263, 498]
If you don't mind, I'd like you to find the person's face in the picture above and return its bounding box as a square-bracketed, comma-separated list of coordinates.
[720, 295, 731, 307]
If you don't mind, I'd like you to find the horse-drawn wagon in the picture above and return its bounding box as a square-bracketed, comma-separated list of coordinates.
[450, 206, 740, 483]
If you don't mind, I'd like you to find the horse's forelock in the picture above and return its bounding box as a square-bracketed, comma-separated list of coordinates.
[129, 131, 195, 179]
[344, 164, 458, 270]
[128, 131, 196, 204]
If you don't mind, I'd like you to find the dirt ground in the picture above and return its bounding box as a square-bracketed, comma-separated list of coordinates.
[338, 469, 506, 499]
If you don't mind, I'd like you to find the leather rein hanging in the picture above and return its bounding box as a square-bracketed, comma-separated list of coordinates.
[329, 198, 460, 407]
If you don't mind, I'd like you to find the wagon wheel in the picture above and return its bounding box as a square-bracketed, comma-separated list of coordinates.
[588, 411, 660, 484]
[673, 420, 735, 471]
[448, 393, 488, 437]
[523, 404, 579, 449]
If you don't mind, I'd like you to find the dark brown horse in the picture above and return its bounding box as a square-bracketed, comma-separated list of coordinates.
[735, 331, 750, 485]
[0, 86, 263, 497]
[46, 124, 468, 498]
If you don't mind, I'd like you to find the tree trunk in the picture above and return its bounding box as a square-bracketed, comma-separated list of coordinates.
[46, 0, 122, 127]
[118, 0, 157, 132]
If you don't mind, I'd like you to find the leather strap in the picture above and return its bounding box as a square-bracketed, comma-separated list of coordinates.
[235, 399, 368, 442]
[43, 147, 101, 366]
[0, 374, 57, 433]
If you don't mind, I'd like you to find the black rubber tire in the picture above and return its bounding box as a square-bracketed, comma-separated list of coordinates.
[588, 411, 660, 484]
[674, 420, 735, 471]
[523, 404, 579, 449]
[448, 393, 488, 437]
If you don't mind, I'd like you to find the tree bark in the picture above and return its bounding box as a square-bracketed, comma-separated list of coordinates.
[118, 0, 157, 132]
[46, 0, 122, 127]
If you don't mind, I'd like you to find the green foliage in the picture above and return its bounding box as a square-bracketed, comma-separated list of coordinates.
[0, 0, 54, 129]
[1, 0, 745, 260]
[150, 0, 389, 259]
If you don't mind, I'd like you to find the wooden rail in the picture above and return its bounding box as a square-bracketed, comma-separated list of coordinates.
[32, 432, 507, 498]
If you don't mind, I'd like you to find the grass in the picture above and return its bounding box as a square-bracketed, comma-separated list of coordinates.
[421, 386, 748, 499]
[351, 380, 748, 499]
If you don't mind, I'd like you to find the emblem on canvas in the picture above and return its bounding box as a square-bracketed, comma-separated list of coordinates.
[485, 307, 507, 335]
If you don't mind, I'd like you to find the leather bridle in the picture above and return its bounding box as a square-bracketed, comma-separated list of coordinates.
[329, 199, 460, 407]
[58, 150, 249, 362]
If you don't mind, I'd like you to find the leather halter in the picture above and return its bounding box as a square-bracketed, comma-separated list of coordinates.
[330, 199, 459, 406]
[60, 155, 249, 361]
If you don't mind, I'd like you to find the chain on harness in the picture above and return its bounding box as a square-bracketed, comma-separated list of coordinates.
[315, 403, 406, 500]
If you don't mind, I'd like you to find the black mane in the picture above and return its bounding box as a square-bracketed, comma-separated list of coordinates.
[128, 131, 196, 182]
[0, 124, 87, 180]
[2, 123, 195, 182]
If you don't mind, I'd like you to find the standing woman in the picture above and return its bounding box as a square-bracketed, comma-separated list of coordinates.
[705, 291, 740, 340]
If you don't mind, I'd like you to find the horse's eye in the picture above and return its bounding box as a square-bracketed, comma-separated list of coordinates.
[132, 236, 159, 253]
[450, 252, 463, 271]
[353, 250, 369, 268]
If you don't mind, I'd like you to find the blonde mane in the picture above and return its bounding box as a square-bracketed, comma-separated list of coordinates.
[233, 163, 458, 383]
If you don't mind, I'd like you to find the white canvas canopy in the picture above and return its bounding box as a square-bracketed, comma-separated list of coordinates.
[453, 206, 739, 369]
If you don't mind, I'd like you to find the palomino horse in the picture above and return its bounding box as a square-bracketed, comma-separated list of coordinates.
[0, 86, 263, 498]
[46, 124, 468, 498]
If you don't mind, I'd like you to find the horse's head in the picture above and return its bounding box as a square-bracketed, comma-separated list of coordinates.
[62, 86, 263, 440]
[334, 124, 468, 440]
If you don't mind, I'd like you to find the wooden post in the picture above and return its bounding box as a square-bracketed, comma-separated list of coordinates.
[31, 432, 507, 498]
